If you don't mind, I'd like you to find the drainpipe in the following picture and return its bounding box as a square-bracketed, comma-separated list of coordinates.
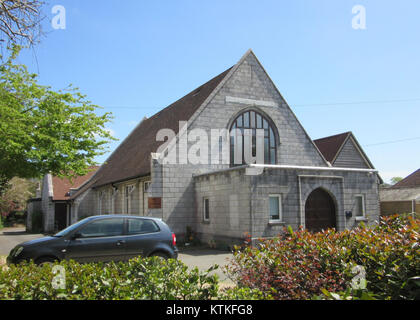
[250, 174, 256, 245]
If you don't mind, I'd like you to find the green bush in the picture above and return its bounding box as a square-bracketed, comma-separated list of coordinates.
[0, 257, 263, 300]
[0, 215, 3, 230]
[3, 211, 26, 227]
[225, 215, 420, 300]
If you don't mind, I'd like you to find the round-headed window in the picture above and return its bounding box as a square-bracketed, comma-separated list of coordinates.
[229, 110, 277, 165]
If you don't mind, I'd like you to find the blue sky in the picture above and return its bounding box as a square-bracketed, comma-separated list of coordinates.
[17, 0, 420, 183]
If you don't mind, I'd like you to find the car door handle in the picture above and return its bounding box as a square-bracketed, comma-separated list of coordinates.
[116, 240, 126, 246]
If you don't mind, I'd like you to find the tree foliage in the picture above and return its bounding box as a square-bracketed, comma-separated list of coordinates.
[0, 177, 37, 216]
[390, 176, 403, 185]
[0, 46, 115, 192]
[0, 0, 45, 48]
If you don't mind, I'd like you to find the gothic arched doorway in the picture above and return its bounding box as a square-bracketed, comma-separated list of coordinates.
[305, 188, 337, 232]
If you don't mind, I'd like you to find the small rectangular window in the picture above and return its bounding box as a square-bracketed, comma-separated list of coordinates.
[355, 195, 365, 218]
[203, 198, 210, 222]
[144, 181, 151, 192]
[269, 195, 282, 222]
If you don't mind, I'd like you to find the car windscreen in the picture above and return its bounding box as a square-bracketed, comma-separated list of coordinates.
[53, 217, 93, 237]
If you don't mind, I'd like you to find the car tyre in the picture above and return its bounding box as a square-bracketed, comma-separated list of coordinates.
[150, 252, 169, 260]
[36, 256, 57, 266]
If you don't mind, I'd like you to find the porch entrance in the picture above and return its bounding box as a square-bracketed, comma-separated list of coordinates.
[305, 188, 336, 232]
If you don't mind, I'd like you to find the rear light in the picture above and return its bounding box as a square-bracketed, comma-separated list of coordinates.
[172, 233, 176, 246]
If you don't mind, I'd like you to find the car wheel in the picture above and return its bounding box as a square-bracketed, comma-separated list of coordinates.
[36, 257, 57, 266]
[150, 252, 169, 260]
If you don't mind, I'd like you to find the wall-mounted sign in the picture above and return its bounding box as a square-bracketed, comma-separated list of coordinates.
[148, 197, 162, 209]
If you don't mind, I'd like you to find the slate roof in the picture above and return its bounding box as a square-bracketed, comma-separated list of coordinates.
[90, 67, 233, 189]
[392, 169, 420, 188]
[313, 132, 352, 163]
[52, 166, 99, 201]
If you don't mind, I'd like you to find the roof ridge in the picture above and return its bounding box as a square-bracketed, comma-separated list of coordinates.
[314, 131, 352, 142]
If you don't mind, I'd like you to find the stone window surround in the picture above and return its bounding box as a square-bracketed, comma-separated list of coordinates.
[203, 197, 210, 223]
[268, 194, 283, 224]
[354, 194, 367, 221]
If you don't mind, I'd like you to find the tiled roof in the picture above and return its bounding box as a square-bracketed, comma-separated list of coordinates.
[52, 166, 99, 201]
[392, 169, 420, 188]
[91, 67, 233, 188]
[313, 132, 351, 163]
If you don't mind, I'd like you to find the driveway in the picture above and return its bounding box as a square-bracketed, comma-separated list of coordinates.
[0, 227, 234, 284]
[0, 227, 44, 256]
[178, 248, 234, 283]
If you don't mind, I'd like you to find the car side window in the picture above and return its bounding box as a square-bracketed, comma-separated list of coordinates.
[78, 219, 124, 238]
[127, 219, 159, 235]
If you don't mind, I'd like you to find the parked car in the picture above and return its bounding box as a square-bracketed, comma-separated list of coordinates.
[7, 215, 178, 265]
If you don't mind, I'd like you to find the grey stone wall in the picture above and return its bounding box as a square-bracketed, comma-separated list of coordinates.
[194, 167, 380, 244]
[160, 51, 328, 238]
[194, 168, 252, 246]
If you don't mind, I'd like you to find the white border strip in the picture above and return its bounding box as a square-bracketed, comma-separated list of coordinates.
[226, 96, 278, 108]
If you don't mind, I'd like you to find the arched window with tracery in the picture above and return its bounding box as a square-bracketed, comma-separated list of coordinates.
[229, 110, 277, 166]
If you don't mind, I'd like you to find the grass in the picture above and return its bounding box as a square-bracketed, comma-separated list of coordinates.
[0, 256, 6, 267]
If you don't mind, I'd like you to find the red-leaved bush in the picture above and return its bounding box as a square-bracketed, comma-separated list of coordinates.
[225, 214, 420, 300]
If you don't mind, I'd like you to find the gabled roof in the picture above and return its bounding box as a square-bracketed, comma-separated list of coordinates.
[313, 132, 351, 163]
[91, 67, 233, 188]
[313, 131, 375, 169]
[392, 169, 420, 188]
[52, 166, 99, 201]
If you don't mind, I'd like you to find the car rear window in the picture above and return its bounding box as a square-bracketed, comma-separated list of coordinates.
[127, 219, 159, 235]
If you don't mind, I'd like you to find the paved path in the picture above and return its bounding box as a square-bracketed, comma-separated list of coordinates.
[178, 248, 234, 282]
[0, 228, 234, 283]
[0, 227, 43, 256]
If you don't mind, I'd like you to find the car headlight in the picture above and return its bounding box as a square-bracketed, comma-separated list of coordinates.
[14, 247, 24, 257]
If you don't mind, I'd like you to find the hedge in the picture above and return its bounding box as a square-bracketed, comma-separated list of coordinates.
[0, 257, 266, 300]
[225, 214, 420, 300]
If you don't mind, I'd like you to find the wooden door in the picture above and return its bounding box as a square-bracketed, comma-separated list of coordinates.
[305, 188, 336, 232]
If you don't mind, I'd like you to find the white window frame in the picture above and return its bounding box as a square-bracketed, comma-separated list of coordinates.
[203, 197, 210, 222]
[98, 191, 104, 215]
[144, 181, 151, 193]
[125, 185, 135, 214]
[355, 194, 366, 220]
[269, 194, 282, 223]
[111, 187, 119, 214]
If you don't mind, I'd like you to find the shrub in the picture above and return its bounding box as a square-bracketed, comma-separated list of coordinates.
[313, 288, 378, 300]
[225, 215, 420, 300]
[3, 211, 26, 227]
[0, 257, 263, 300]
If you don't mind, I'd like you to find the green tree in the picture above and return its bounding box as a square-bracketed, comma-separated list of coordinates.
[390, 177, 403, 185]
[0, 46, 115, 194]
[0, 177, 38, 216]
[0, 0, 45, 47]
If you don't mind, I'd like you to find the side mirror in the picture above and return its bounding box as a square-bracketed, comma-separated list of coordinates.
[71, 232, 82, 240]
